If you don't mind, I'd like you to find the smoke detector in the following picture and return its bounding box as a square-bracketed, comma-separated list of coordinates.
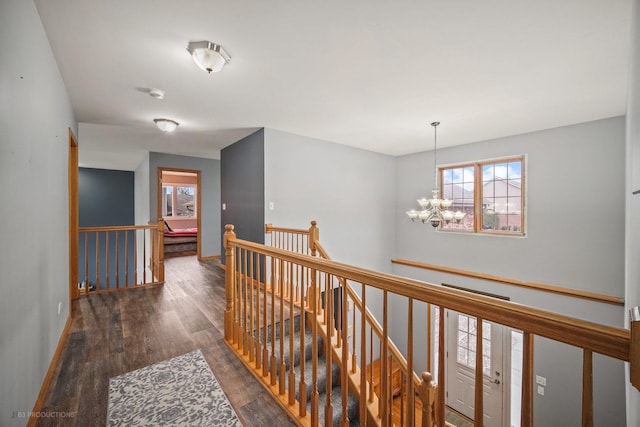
[149, 89, 165, 100]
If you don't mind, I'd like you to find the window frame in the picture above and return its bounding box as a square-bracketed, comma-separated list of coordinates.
[162, 183, 197, 219]
[438, 155, 525, 236]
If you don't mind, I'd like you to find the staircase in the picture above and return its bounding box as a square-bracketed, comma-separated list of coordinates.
[265, 314, 360, 426]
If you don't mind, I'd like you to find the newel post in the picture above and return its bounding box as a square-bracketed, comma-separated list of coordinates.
[631, 307, 640, 391]
[417, 372, 437, 427]
[224, 224, 236, 342]
[157, 219, 165, 283]
[308, 220, 319, 254]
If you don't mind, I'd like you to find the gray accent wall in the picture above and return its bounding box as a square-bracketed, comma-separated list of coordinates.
[0, 0, 77, 424]
[79, 168, 134, 226]
[221, 129, 265, 257]
[148, 152, 221, 258]
[394, 117, 626, 426]
[626, 0, 640, 425]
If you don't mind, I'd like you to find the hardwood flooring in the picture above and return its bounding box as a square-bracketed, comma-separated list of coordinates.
[37, 256, 297, 427]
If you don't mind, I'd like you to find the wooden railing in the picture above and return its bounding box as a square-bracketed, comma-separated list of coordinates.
[224, 221, 635, 426]
[77, 220, 164, 294]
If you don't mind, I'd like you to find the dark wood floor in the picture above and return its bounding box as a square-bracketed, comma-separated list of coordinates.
[37, 255, 297, 427]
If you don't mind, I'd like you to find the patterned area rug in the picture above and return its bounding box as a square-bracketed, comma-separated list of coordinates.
[107, 350, 242, 426]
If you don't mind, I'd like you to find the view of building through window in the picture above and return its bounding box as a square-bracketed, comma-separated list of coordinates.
[162, 185, 196, 218]
[439, 156, 524, 234]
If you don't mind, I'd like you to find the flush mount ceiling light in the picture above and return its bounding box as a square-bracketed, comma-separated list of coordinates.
[153, 118, 179, 133]
[187, 40, 231, 74]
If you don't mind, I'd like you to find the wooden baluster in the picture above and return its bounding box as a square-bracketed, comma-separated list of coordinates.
[270, 257, 277, 386]
[133, 229, 138, 285]
[279, 259, 286, 395]
[340, 275, 350, 427]
[95, 232, 100, 291]
[381, 290, 389, 425]
[115, 231, 119, 288]
[406, 298, 415, 426]
[142, 230, 147, 285]
[242, 249, 248, 354]
[263, 254, 270, 377]
[418, 372, 436, 427]
[369, 329, 375, 405]
[310, 266, 320, 427]
[359, 285, 367, 426]
[351, 295, 357, 374]
[582, 349, 593, 427]
[84, 233, 89, 295]
[325, 274, 334, 427]
[288, 262, 296, 406]
[474, 317, 484, 427]
[124, 230, 129, 287]
[106, 231, 110, 289]
[298, 265, 307, 417]
[521, 331, 534, 427]
[427, 303, 432, 373]
[437, 306, 445, 427]
[234, 247, 241, 346]
[249, 250, 255, 363]
[255, 252, 262, 371]
[223, 225, 236, 342]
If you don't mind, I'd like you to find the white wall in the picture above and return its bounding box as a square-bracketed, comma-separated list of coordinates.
[626, 0, 640, 425]
[394, 117, 626, 426]
[134, 154, 150, 226]
[0, 1, 77, 424]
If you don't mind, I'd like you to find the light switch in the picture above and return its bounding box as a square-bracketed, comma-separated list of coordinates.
[269, 202, 275, 210]
[537, 385, 544, 396]
[536, 375, 547, 386]
[222, 203, 226, 210]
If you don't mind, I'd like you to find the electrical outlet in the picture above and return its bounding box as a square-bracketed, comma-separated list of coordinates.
[269, 202, 275, 210]
[537, 385, 545, 396]
[536, 375, 547, 386]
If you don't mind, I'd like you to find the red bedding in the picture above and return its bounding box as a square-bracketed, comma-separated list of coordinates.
[164, 228, 198, 237]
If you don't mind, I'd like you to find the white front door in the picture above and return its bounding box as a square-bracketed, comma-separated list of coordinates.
[446, 310, 504, 427]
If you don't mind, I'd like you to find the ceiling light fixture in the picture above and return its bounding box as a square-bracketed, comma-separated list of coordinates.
[149, 89, 165, 100]
[406, 122, 466, 227]
[187, 41, 231, 74]
[153, 118, 179, 133]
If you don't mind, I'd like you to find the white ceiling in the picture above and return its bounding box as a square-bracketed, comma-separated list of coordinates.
[35, 0, 631, 171]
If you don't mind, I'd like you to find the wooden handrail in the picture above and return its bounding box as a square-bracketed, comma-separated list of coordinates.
[265, 223, 312, 235]
[391, 258, 625, 306]
[230, 239, 629, 361]
[79, 224, 159, 232]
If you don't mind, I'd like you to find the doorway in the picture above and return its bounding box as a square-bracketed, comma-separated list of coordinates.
[444, 310, 507, 427]
[157, 168, 201, 259]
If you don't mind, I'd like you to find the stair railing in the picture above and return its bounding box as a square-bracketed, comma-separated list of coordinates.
[77, 220, 164, 294]
[225, 222, 633, 427]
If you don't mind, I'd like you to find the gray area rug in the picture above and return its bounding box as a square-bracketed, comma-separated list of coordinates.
[107, 350, 242, 426]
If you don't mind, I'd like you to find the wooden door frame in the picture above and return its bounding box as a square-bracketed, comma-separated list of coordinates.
[68, 128, 79, 300]
[157, 167, 202, 260]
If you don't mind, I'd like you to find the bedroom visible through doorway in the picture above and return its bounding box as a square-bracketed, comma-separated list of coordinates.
[158, 168, 201, 259]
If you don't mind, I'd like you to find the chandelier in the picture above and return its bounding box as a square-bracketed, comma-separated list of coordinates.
[406, 121, 466, 228]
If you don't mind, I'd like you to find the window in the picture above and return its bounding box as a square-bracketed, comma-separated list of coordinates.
[440, 156, 524, 235]
[162, 185, 196, 218]
[457, 314, 491, 375]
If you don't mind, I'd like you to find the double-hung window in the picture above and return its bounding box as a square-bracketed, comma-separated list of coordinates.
[162, 184, 197, 218]
[439, 156, 525, 235]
